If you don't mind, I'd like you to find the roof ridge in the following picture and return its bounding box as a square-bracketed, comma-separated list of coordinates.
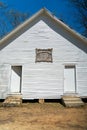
[0, 8, 87, 45]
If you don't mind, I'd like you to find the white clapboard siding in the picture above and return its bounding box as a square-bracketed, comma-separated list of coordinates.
[76, 63, 87, 96]
[0, 64, 10, 99]
[0, 16, 87, 99]
[21, 63, 63, 99]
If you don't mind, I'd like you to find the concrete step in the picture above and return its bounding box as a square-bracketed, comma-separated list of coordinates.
[64, 102, 84, 107]
[3, 95, 22, 107]
[63, 97, 82, 101]
[62, 95, 84, 107]
[64, 100, 83, 103]
[63, 95, 79, 97]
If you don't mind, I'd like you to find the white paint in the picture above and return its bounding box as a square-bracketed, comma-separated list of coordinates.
[10, 66, 22, 93]
[0, 16, 87, 99]
[64, 66, 76, 93]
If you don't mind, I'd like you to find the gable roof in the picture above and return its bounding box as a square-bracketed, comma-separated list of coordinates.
[0, 8, 87, 46]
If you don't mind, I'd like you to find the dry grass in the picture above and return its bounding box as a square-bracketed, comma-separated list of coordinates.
[0, 102, 87, 130]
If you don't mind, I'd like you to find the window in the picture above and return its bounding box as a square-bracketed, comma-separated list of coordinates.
[36, 48, 53, 62]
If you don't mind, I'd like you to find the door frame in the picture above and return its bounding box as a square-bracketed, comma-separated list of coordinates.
[63, 65, 77, 94]
[10, 65, 22, 94]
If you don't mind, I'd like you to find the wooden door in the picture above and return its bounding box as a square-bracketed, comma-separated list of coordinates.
[10, 66, 22, 93]
[64, 66, 76, 93]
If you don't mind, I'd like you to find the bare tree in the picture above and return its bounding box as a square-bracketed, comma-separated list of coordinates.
[6, 9, 29, 28]
[0, 2, 8, 39]
[0, 1, 6, 8]
[0, 1, 29, 39]
[69, 0, 87, 37]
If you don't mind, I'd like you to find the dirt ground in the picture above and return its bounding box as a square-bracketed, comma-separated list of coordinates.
[0, 101, 87, 130]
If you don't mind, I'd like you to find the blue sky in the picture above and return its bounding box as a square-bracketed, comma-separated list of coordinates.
[0, 0, 85, 36]
[2, 0, 71, 16]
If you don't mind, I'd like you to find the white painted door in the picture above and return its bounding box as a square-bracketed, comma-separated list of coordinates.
[64, 66, 76, 93]
[10, 66, 22, 93]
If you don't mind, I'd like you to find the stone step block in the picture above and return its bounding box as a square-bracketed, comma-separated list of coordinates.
[62, 95, 84, 107]
[3, 94, 22, 107]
